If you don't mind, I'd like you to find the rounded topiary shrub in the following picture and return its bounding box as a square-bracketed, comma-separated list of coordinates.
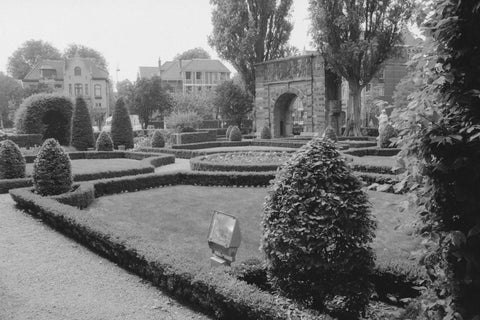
[96, 131, 113, 151]
[260, 125, 272, 139]
[71, 97, 95, 151]
[15, 93, 73, 145]
[0, 139, 26, 179]
[262, 137, 376, 318]
[151, 130, 165, 148]
[229, 126, 242, 141]
[323, 125, 337, 142]
[378, 123, 397, 148]
[111, 98, 134, 149]
[33, 138, 72, 196]
[225, 125, 233, 139]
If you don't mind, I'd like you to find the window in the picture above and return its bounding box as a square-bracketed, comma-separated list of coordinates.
[196, 72, 202, 80]
[95, 102, 102, 107]
[41, 69, 57, 79]
[74, 67, 81, 76]
[185, 72, 191, 80]
[85, 84, 89, 95]
[94, 84, 102, 98]
[69, 84, 72, 95]
[74, 83, 83, 96]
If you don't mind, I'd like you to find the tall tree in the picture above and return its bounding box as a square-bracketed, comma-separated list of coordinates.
[132, 76, 173, 129]
[0, 72, 24, 128]
[213, 80, 253, 127]
[116, 79, 135, 111]
[309, 0, 412, 136]
[7, 40, 61, 80]
[174, 47, 211, 60]
[63, 44, 108, 69]
[209, 0, 293, 96]
[170, 91, 215, 120]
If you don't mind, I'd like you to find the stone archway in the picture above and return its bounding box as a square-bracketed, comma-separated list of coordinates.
[273, 92, 300, 137]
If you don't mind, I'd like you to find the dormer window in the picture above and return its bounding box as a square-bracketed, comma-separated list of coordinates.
[40, 66, 57, 79]
[74, 67, 81, 76]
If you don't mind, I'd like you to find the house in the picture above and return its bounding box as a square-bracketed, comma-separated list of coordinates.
[138, 58, 231, 94]
[22, 56, 111, 117]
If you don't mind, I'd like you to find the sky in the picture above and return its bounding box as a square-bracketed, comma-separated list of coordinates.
[0, 0, 314, 84]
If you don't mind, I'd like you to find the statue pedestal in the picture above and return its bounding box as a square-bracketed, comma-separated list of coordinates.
[210, 255, 230, 267]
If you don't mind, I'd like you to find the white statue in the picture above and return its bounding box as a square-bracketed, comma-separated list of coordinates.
[376, 109, 389, 135]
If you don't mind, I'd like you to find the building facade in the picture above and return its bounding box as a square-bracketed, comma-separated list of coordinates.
[22, 56, 111, 117]
[138, 58, 230, 94]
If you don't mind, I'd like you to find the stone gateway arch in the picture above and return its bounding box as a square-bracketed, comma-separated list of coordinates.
[254, 54, 342, 138]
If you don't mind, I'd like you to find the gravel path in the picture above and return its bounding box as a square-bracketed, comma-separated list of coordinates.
[155, 158, 191, 173]
[0, 195, 211, 320]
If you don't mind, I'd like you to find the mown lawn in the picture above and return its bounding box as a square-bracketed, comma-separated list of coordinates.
[84, 186, 421, 266]
[25, 159, 152, 177]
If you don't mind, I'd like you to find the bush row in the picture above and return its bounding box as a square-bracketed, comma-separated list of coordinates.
[354, 172, 399, 186]
[9, 187, 327, 320]
[0, 134, 43, 148]
[49, 183, 95, 209]
[171, 141, 251, 150]
[348, 163, 398, 175]
[190, 157, 280, 172]
[172, 130, 217, 145]
[343, 147, 401, 157]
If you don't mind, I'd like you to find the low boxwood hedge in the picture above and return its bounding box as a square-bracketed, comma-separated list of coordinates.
[9, 187, 328, 320]
[190, 156, 281, 172]
[50, 183, 95, 209]
[343, 147, 401, 157]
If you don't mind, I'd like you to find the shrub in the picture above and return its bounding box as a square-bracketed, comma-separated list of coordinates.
[225, 125, 233, 138]
[0, 139, 26, 179]
[96, 131, 113, 151]
[165, 111, 202, 129]
[33, 138, 72, 196]
[151, 130, 165, 148]
[323, 125, 337, 142]
[111, 98, 134, 149]
[260, 126, 272, 139]
[229, 126, 242, 141]
[71, 97, 95, 151]
[15, 93, 73, 145]
[262, 137, 376, 318]
[176, 126, 196, 133]
[378, 123, 397, 148]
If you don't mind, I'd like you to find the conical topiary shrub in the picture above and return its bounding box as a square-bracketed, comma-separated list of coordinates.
[229, 126, 242, 141]
[33, 138, 72, 196]
[111, 98, 134, 149]
[323, 125, 337, 142]
[378, 123, 397, 148]
[225, 125, 233, 139]
[262, 137, 376, 318]
[96, 131, 113, 151]
[0, 139, 26, 179]
[260, 125, 272, 139]
[151, 130, 165, 148]
[71, 97, 95, 151]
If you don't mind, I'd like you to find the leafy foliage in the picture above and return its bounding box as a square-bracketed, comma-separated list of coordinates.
[213, 80, 253, 127]
[63, 43, 108, 69]
[15, 93, 73, 145]
[229, 126, 242, 141]
[260, 125, 271, 139]
[132, 76, 173, 128]
[33, 138, 72, 196]
[378, 123, 397, 148]
[209, 0, 293, 96]
[7, 40, 61, 79]
[323, 125, 337, 142]
[309, 0, 412, 136]
[0, 139, 25, 179]
[96, 131, 113, 151]
[173, 47, 211, 60]
[71, 97, 95, 151]
[116, 79, 135, 111]
[262, 137, 376, 318]
[165, 111, 201, 129]
[111, 98, 134, 149]
[0, 72, 24, 128]
[170, 91, 215, 120]
[151, 130, 165, 148]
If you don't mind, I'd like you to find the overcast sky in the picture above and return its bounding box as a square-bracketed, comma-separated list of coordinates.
[0, 0, 314, 83]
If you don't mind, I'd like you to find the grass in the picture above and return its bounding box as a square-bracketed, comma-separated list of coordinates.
[84, 186, 421, 266]
[25, 159, 152, 177]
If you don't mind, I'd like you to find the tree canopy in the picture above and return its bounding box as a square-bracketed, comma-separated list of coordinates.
[309, 0, 412, 136]
[209, 0, 293, 96]
[0, 72, 24, 128]
[63, 44, 108, 69]
[213, 80, 253, 127]
[7, 40, 61, 80]
[174, 47, 211, 60]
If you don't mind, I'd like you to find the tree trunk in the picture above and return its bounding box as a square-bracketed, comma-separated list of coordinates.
[344, 81, 362, 137]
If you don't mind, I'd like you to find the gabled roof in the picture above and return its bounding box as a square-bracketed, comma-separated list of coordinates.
[74, 58, 109, 79]
[138, 66, 160, 79]
[159, 59, 231, 81]
[23, 59, 65, 81]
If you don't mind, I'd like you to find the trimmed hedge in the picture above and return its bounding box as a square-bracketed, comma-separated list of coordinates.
[9, 186, 327, 320]
[96, 131, 114, 151]
[71, 97, 95, 151]
[0, 139, 26, 179]
[171, 141, 251, 150]
[190, 155, 281, 172]
[229, 126, 242, 141]
[111, 98, 134, 149]
[0, 134, 42, 148]
[343, 147, 401, 157]
[260, 126, 272, 139]
[172, 131, 217, 145]
[151, 130, 165, 148]
[50, 183, 95, 209]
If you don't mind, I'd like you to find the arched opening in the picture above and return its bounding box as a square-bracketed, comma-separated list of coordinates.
[42, 109, 68, 143]
[273, 93, 305, 138]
